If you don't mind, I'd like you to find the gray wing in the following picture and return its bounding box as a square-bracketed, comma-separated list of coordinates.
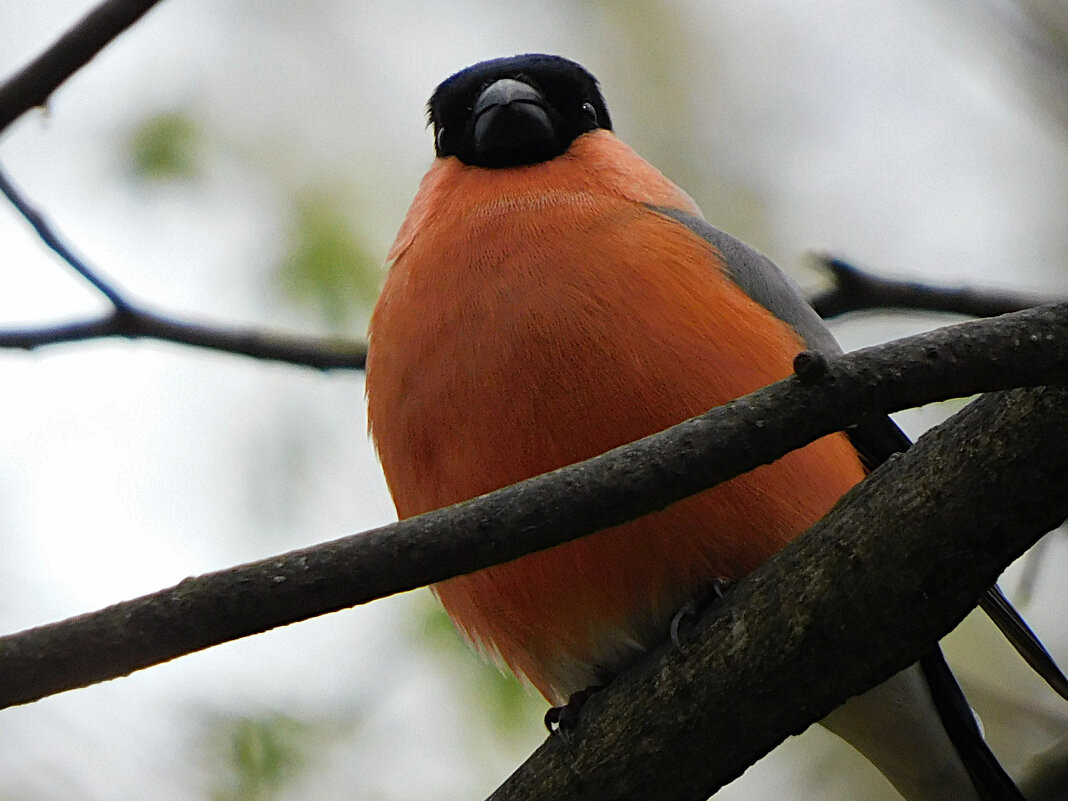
[649, 205, 916, 462]
[651, 203, 1068, 706]
[649, 205, 842, 355]
[650, 204, 913, 463]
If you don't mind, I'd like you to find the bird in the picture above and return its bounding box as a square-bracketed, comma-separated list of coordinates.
[365, 53, 1062, 800]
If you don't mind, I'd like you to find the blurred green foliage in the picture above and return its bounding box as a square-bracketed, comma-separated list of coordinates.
[415, 595, 544, 735]
[277, 192, 382, 329]
[203, 712, 323, 801]
[127, 111, 200, 180]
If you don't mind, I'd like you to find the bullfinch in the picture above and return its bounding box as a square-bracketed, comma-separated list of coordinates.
[366, 54, 1057, 801]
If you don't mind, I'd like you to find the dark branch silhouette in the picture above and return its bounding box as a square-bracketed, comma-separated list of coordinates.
[0, 310, 368, 369]
[488, 384, 1068, 801]
[0, 167, 366, 369]
[811, 255, 1059, 319]
[0, 0, 167, 134]
[0, 302, 1065, 710]
[0, 168, 130, 308]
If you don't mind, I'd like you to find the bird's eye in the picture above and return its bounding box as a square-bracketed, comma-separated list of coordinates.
[581, 102, 598, 123]
[436, 127, 447, 152]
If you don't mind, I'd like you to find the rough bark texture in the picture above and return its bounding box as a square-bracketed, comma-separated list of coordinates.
[489, 385, 1068, 801]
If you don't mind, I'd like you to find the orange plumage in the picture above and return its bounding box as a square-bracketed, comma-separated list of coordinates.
[367, 130, 865, 702]
[365, 54, 1044, 801]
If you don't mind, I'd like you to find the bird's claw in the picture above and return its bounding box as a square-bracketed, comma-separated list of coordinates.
[669, 578, 735, 646]
[544, 683, 608, 737]
[670, 601, 697, 647]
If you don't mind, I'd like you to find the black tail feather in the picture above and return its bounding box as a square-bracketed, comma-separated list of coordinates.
[980, 585, 1068, 702]
[919, 647, 1025, 801]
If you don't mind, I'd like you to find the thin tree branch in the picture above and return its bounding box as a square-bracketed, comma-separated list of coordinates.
[0, 303, 1064, 710]
[0, 316, 123, 350]
[810, 255, 1061, 319]
[0, 167, 130, 309]
[489, 383, 1068, 801]
[0, 310, 368, 369]
[0, 167, 366, 369]
[0, 0, 167, 135]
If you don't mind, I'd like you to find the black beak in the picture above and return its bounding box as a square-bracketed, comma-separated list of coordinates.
[471, 78, 558, 167]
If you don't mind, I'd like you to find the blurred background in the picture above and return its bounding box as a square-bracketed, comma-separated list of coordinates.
[1, 0, 1067, 799]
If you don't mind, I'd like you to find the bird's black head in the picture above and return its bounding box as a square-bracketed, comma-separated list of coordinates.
[428, 54, 613, 169]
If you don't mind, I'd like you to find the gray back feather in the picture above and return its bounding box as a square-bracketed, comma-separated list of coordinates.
[648, 206, 842, 355]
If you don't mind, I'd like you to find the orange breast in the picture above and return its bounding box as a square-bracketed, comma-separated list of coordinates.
[366, 131, 866, 702]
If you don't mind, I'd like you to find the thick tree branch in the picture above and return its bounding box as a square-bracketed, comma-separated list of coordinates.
[490, 384, 1068, 801]
[0, 0, 167, 135]
[0, 303, 1064, 709]
[810, 255, 1061, 319]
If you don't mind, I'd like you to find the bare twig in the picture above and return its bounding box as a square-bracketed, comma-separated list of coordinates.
[0, 303, 1064, 709]
[0, 0, 167, 134]
[810, 255, 1061, 319]
[0, 167, 366, 369]
[489, 384, 1068, 801]
[0, 311, 368, 369]
[0, 167, 130, 309]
